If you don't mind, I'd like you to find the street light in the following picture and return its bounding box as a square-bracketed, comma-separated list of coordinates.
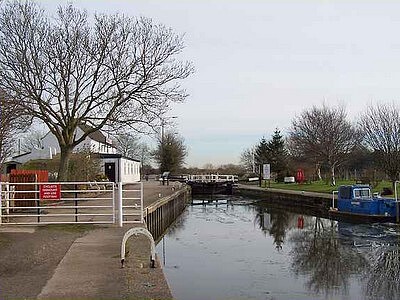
[161, 116, 177, 143]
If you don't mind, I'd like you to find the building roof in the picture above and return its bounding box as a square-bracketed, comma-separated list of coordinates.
[78, 124, 114, 145]
[98, 153, 141, 162]
[41, 124, 115, 146]
[12, 151, 32, 159]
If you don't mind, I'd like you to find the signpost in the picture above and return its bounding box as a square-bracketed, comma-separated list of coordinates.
[259, 164, 271, 188]
[39, 184, 61, 200]
[263, 164, 271, 187]
[262, 164, 271, 180]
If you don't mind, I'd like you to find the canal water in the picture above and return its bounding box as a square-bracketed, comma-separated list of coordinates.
[156, 196, 400, 300]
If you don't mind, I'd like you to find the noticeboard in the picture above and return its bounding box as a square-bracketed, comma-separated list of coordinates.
[262, 164, 271, 180]
[39, 184, 61, 200]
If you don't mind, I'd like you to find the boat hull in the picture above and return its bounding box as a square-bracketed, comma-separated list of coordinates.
[329, 209, 397, 223]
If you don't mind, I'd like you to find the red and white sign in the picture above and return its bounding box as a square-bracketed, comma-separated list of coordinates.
[40, 184, 61, 200]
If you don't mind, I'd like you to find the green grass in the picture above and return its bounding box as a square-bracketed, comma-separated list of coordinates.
[260, 179, 394, 194]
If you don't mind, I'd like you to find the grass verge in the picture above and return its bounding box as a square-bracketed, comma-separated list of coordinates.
[257, 180, 394, 194]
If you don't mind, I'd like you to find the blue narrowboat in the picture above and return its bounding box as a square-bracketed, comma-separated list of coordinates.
[329, 184, 400, 223]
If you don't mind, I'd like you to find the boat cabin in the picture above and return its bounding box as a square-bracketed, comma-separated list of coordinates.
[337, 185, 397, 217]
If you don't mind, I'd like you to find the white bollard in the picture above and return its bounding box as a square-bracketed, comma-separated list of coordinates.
[120, 227, 156, 268]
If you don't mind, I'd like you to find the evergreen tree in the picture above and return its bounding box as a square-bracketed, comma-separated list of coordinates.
[268, 129, 288, 179]
[254, 129, 288, 180]
[255, 137, 269, 166]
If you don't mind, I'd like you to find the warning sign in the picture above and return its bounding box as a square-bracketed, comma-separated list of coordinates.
[40, 184, 61, 200]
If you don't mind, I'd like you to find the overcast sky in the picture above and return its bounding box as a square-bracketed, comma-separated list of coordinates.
[41, 0, 400, 167]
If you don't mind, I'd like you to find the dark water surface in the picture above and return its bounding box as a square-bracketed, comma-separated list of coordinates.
[156, 196, 400, 300]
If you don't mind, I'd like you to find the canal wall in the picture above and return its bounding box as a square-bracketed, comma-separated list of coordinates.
[145, 185, 191, 243]
[237, 184, 333, 214]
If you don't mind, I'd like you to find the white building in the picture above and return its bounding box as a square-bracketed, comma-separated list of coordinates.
[4, 125, 141, 182]
[100, 154, 141, 183]
[41, 124, 117, 158]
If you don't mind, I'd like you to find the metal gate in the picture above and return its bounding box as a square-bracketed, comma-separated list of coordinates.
[0, 181, 145, 226]
[0, 181, 116, 225]
[117, 182, 144, 226]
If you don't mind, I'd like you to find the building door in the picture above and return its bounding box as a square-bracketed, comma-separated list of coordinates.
[6, 164, 17, 174]
[105, 163, 116, 182]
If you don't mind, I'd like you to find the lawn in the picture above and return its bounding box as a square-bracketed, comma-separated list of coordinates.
[259, 179, 394, 194]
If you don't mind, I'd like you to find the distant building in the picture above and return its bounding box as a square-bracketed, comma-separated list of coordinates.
[4, 125, 141, 182]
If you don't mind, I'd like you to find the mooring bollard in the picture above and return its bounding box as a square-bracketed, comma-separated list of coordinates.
[120, 227, 156, 268]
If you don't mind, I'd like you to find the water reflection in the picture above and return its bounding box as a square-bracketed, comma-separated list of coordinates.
[257, 204, 400, 300]
[255, 207, 294, 250]
[158, 198, 400, 300]
[364, 246, 400, 300]
[290, 218, 367, 298]
[337, 223, 400, 300]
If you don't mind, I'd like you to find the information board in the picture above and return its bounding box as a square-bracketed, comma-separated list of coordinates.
[262, 164, 271, 180]
[39, 184, 61, 200]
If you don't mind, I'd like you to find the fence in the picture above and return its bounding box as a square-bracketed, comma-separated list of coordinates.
[10, 169, 49, 182]
[0, 181, 116, 225]
[145, 188, 189, 243]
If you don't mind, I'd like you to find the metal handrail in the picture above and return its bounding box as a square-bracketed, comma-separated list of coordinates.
[332, 191, 338, 209]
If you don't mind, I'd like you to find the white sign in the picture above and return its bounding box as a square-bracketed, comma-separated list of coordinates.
[263, 164, 270, 180]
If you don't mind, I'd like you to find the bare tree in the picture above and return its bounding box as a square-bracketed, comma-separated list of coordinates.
[289, 104, 359, 185]
[360, 103, 400, 187]
[114, 133, 151, 166]
[115, 134, 141, 158]
[20, 127, 46, 152]
[0, 89, 29, 169]
[240, 147, 255, 173]
[0, 1, 193, 180]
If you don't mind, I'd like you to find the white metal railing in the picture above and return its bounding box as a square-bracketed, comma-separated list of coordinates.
[117, 182, 144, 226]
[331, 191, 338, 209]
[187, 174, 238, 183]
[0, 181, 115, 225]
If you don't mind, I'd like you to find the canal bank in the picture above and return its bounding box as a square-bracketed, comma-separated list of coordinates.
[0, 181, 190, 300]
[237, 184, 332, 216]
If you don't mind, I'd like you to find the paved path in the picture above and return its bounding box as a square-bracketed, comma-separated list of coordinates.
[38, 226, 172, 300]
[0, 180, 181, 300]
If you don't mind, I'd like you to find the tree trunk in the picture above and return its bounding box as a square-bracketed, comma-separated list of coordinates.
[58, 146, 73, 181]
[316, 163, 322, 181]
[331, 165, 336, 186]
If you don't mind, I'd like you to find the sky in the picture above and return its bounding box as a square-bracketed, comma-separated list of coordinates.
[40, 0, 400, 167]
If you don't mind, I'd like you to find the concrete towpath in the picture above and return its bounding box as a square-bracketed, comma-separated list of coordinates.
[37, 226, 172, 300]
[0, 180, 181, 300]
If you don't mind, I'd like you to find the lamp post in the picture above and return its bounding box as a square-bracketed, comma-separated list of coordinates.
[161, 116, 177, 143]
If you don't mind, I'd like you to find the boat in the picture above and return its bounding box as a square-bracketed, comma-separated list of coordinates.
[329, 184, 400, 223]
